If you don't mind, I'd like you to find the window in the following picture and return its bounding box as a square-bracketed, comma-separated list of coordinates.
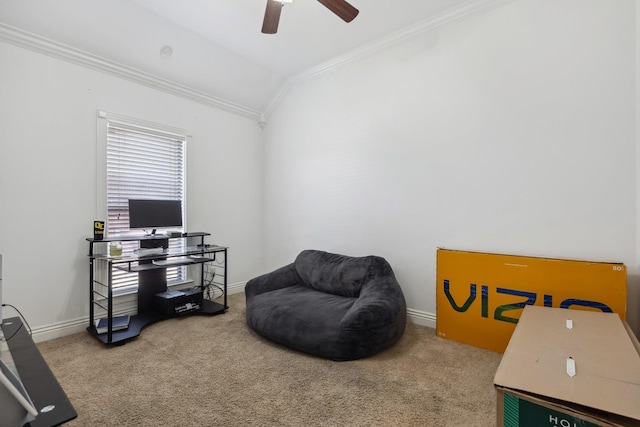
[97, 111, 187, 291]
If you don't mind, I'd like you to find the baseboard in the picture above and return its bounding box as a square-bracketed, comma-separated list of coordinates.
[221, 281, 437, 328]
[227, 281, 246, 295]
[30, 281, 435, 343]
[209, 281, 438, 329]
[407, 308, 436, 329]
[31, 317, 89, 343]
[30, 281, 248, 343]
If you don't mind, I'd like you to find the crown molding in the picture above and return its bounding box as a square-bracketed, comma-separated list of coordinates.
[0, 0, 515, 125]
[263, 0, 516, 118]
[0, 23, 261, 121]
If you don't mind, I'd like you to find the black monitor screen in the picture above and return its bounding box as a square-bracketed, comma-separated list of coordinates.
[128, 199, 183, 230]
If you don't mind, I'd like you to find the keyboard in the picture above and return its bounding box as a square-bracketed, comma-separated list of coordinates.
[153, 257, 195, 266]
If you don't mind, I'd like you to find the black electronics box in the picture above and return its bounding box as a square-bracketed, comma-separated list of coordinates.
[154, 288, 203, 316]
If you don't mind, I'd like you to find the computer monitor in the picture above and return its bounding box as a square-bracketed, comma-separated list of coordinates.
[128, 199, 183, 234]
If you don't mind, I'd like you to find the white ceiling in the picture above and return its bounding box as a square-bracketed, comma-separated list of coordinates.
[0, 0, 488, 113]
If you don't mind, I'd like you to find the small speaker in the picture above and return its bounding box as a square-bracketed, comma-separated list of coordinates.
[93, 220, 105, 240]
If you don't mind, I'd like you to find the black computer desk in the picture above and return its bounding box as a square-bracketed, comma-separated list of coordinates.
[1, 317, 77, 427]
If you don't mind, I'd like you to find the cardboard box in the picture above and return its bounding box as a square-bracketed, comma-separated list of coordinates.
[494, 306, 640, 427]
[436, 249, 627, 353]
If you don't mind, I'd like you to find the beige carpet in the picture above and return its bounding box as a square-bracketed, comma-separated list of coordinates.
[37, 293, 502, 426]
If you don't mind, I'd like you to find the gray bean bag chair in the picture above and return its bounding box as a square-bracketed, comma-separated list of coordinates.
[245, 249, 407, 361]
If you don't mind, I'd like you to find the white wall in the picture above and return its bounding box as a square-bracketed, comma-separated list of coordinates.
[1, 0, 637, 341]
[263, 0, 639, 333]
[0, 42, 264, 338]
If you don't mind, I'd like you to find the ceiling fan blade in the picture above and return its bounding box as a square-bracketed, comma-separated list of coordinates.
[262, 0, 283, 34]
[317, 0, 359, 23]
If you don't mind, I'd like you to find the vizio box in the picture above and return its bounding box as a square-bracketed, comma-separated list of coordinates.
[494, 305, 640, 427]
[436, 249, 627, 353]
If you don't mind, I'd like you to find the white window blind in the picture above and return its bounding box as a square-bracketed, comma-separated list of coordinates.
[102, 114, 187, 290]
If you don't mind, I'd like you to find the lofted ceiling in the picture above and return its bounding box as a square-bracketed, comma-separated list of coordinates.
[0, 0, 501, 116]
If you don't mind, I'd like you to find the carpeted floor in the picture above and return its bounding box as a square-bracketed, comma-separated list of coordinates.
[37, 293, 502, 426]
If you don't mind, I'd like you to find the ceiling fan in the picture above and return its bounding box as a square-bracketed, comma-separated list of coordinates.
[261, 0, 359, 34]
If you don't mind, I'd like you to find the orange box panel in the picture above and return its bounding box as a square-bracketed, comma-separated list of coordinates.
[436, 249, 627, 353]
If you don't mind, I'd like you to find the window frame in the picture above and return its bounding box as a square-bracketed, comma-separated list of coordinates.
[96, 110, 190, 294]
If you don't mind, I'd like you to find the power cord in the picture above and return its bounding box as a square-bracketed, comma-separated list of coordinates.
[202, 264, 225, 301]
[1, 303, 32, 341]
[203, 283, 224, 301]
